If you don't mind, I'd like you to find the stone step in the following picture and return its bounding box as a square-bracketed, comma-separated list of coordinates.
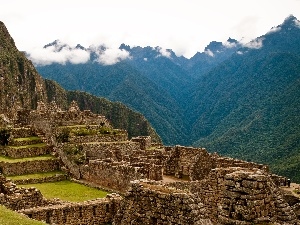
[8, 136, 43, 146]
[0, 156, 60, 176]
[7, 171, 68, 185]
[11, 127, 35, 139]
[3, 144, 51, 158]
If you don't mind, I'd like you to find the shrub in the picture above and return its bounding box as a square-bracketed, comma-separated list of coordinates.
[56, 128, 70, 143]
[63, 144, 85, 165]
[0, 128, 10, 145]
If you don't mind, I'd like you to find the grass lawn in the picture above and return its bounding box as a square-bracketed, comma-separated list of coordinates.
[7, 170, 65, 180]
[12, 136, 41, 142]
[0, 154, 55, 162]
[19, 180, 109, 202]
[0, 205, 46, 225]
[8, 143, 46, 149]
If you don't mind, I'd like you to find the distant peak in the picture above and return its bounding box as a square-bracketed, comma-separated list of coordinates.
[280, 14, 300, 28]
[119, 43, 131, 51]
[227, 37, 238, 44]
[75, 44, 86, 50]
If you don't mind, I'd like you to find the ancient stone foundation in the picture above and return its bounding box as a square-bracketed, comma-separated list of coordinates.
[19, 194, 122, 225]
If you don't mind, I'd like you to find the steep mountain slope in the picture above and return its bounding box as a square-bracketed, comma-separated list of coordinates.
[0, 21, 161, 142]
[187, 38, 242, 79]
[189, 15, 300, 181]
[0, 21, 48, 116]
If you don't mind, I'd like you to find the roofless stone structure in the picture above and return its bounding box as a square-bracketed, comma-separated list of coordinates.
[0, 101, 299, 224]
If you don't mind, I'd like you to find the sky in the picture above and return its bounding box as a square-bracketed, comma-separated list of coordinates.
[1, 0, 300, 62]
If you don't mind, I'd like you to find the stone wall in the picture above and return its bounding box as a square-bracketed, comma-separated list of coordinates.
[164, 146, 269, 181]
[0, 159, 60, 176]
[19, 194, 122, 225]
[12, 173, 68, 185]
[2, 145, 51, 158]
[83, 141, 140, 161]
[81, 159, 162, 193]
[115, 168, 299, 225]
[167, 167, 298, 225]
[10, 127, 35, 138]
[0, 174, 61, 211]
[131, 136, 152, 150]
[69, 132, 128, 143]
[113, 180, 213, 225]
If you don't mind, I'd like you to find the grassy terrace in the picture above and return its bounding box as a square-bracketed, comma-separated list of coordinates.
[0, 154, 55, 162]
[19, 180, 109, 202]
[12, 136, 41, 142]
[7, 170, 65, 180]
[8, 143, 46, 149]
[0, 205, 47, 225]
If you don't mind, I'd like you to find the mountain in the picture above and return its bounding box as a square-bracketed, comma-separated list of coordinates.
[0, 21, 48, 116]
[188, 15, 300, 181]
[29, 15, 300, 182]
[0, 21, 161, 142]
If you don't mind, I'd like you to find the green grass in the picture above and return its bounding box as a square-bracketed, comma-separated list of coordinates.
[8, 143, 46, 149]
[13, 136, 41, 142]
[7, 170, 65, 180]
[0, 154, 54, 162]
[0, 205, 46, 225]
[19, 180, 109, 202]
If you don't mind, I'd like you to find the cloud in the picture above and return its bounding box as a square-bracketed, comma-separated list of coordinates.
[295, 19, 300, 27]
[28, 45, 90, 66]
[243, 38, 264, 49]
[223, 41, 237, 48]
[204, 49, 214, 57]
[156, 47, 171, 58]
[266, 26, 282, 34]
[96, 48, 131, 65]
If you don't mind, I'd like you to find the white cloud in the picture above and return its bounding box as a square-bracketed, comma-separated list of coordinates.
[2, 0, 300, 59]
[236, 51, 244, 55]
[266, 26, 282, 34]
[156, 47, 171, 58]
[223, 41, 237, 48]
[205, 49, 214, 57]
[243, 38, 264, 49]
[96, 48, 131, 65]
[28, 45, 90, 66]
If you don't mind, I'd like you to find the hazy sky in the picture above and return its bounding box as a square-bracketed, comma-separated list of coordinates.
[1, 0, 300, 58]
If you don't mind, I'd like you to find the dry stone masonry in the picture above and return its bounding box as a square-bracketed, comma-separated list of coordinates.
[0, 101, 299, 224]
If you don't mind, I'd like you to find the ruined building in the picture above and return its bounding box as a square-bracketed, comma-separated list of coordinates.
[0, 101, 299, 225]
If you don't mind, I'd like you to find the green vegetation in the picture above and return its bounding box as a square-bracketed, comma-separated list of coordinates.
[56, 125, 121, 143]
[63, 144, 85, 164]
[0, 205, 47, 225]
[13, 136, 41, 142]
[0, 154, 54, 162]
[8, 143, 46, 149]
[19, 180, 108, 202]
[0, 127, 10, 145]
[7, 170, 65, 180]
[56, 127, 70, 143]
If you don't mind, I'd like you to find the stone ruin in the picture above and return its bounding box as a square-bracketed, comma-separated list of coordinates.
[0, 101, 299, 224]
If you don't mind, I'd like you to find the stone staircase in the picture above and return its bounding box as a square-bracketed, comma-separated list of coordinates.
[0, 127, 67, 185]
